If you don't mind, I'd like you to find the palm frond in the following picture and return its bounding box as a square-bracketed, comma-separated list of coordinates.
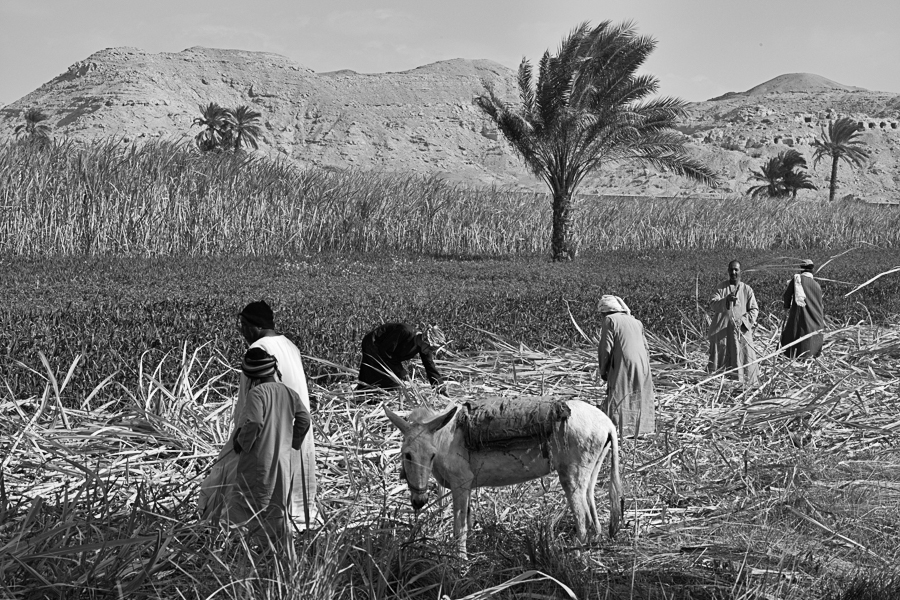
[517, 60, 536, 118]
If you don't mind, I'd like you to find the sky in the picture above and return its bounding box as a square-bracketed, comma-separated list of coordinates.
[2, 0, 898, 105]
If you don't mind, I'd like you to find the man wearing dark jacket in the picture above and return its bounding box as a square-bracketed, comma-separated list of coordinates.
[358, 323, 448, 395]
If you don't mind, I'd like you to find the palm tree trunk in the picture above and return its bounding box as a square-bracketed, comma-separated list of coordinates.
[550, 187, 575, 261]
[829, 155, 839, 202]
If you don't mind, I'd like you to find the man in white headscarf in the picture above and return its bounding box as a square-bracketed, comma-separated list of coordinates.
[708, 260, 760, 385]
[780, 259, 825, 358]
[598, 295, 656, 437]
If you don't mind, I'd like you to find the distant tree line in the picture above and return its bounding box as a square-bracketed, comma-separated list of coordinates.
[11, 101, 265, 156]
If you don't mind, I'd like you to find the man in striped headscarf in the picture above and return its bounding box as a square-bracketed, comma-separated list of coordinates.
[780, 259, 825, 359]
[597, 295, 656, 437]
[230, 347, 310, 543]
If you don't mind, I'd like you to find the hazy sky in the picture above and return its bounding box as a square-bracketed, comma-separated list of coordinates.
[2, 0, 897, 104]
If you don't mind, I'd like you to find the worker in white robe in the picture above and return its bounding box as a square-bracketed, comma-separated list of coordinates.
[598, 295, 656, 437]
[707, 260, 760, 385]
[199, 300, 320, 530]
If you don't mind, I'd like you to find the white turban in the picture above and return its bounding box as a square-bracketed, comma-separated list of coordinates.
[599, 295, 631, 315]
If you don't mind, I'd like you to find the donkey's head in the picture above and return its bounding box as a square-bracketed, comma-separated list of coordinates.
[384, 405, 458, 511]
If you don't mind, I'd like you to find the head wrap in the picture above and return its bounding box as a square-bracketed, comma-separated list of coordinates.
[599, 295, 631, 315]
[423, 325, 447, 350]
[241, 347, 279, 380]
[799, 258, 814, 270]
[240, 301, 275, 329]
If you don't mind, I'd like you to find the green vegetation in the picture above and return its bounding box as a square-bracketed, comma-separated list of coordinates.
[812, 117, 870, 202]
[13, 107, 51, 146]
[192, 102, 263, 152]
[228, 105, 263, 151]
[476, 20, 718, 260]
[1, 249, 897, 408]
[2, 140, 899, 257]
[747, 149, 817, 199]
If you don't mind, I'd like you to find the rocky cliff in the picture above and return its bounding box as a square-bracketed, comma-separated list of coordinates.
[2, 47, 899, 200]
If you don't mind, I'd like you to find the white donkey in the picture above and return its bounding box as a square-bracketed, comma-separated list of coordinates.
[385, 400, 623, 559]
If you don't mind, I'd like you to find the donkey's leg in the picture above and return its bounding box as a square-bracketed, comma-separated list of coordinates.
[558, 464, 590, 542]
[586, 444, 610, 535]
[451, 487, 471, 560]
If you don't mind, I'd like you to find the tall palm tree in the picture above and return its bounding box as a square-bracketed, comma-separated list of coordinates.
[475, 21, 718, 260]
[812, 117, 869, 202]
[227, 105, 263, 151]
[192, 103, 231, 152]
[14, 108, 52, 143]
[747, 149, 816, 199]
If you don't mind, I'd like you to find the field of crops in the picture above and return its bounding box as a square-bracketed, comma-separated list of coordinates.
[2, 140, 900, 257]
[2, 299, 900, 599]
[3, 138, 900, 599]
[2, 248, 898, 407]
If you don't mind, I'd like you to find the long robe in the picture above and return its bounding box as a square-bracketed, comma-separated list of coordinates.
[230, 382, 310, 539]
[199, 334, 319, 528]
[707, 281, 759, 385]
[780, 273, 825, 358]
[358, 323, 442, 389]
[598, 313, 656, 436]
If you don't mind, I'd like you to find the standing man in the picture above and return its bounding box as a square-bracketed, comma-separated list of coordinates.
[230, 347, 311, 545]
[357, 323, 448, 396]
[708, 260, 760, 385]
[598, 295, 656, 437]
[200, 300, 319, 530]
[780, 259, 825, 359]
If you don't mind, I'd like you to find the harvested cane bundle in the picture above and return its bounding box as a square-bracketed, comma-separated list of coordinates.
[457, 396, 571, 457]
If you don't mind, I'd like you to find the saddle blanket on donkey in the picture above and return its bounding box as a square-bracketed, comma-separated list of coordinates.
[457, 396, 572, 458]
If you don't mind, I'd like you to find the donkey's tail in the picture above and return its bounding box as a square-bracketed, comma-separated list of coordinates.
[607, 426, 624, 538]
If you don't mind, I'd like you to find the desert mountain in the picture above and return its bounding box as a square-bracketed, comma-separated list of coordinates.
[710, 73, 866, 100]
[2, 47, 899, 200]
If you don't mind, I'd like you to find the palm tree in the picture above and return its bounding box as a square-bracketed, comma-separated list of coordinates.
[14, 108, 52, 143]
[782, 168, 817, 199]
[746, 149, 816, 199]
[475, 21, 718, 260]
[192, 103, 231, 152]
[811, 117, 869, 202]
[227, 105, 263, 151]
[747, 157, 786, 199]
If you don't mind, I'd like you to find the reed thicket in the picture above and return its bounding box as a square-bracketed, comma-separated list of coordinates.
[2, 139, 898, 257]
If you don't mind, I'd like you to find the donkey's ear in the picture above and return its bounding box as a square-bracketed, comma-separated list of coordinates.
[384, 406, 411, 434]
[425, 406, 457, 433]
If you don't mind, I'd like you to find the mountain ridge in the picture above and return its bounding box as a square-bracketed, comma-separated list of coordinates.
[2, 47, 899, 200]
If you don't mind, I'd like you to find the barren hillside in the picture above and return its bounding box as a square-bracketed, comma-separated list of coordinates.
[2, 48, 899, 200]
